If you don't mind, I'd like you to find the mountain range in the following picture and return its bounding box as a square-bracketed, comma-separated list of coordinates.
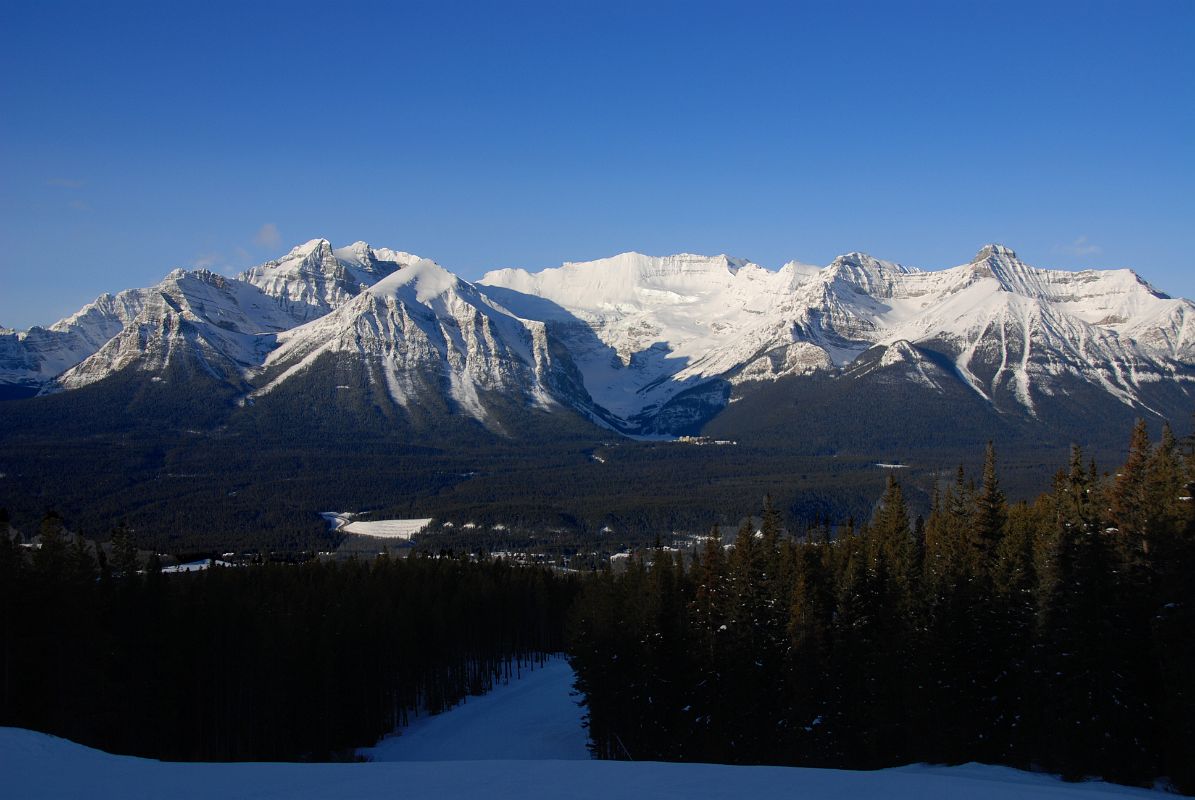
[3, 238, 1194, 549]
[3, 239, 1193, 436]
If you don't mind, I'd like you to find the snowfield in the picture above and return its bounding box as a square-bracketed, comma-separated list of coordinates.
[341, 518, 433, 539]
[1, 657, 1172, 799]
[320, 512, 433, 539]
[361, 656, 588, 761]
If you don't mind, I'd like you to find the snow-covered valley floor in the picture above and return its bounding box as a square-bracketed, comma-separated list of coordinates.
[0, 657, 1168, 799]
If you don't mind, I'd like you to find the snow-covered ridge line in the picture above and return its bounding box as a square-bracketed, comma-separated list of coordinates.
[478, 244, 1194, 427]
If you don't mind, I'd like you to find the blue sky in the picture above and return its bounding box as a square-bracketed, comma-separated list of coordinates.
[2, 0, 1192, 328]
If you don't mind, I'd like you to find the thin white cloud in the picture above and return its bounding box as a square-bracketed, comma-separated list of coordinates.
[192, 247, 257, 275]
[47, 177, 85, 189]
[1055, 236, 1102, 258]
[192, 252, 224, 270]
[253, 223, 282, 249]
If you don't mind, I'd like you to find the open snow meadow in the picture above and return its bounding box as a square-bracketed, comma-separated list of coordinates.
[319, 513, 433, 540]
[0, 657, 1170, 800]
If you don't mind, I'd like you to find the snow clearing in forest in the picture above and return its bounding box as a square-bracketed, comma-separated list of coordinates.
[320, 512, 432, 539]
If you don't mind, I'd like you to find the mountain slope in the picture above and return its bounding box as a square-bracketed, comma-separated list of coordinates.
[240, 238, 418, 322]
[482, 245, 1194, 434]
[250, 259, 584, 430]
[56, 269, 299, 390]
[0, 288, 146, 394]
[2, 239, 419, 395]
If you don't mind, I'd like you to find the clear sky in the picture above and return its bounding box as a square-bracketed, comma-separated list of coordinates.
[2, 0, 1192, 329]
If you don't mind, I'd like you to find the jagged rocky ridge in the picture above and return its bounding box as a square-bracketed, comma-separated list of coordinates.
[2, 240, 1192, 435]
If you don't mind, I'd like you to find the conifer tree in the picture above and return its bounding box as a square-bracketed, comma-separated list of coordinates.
[1110, 419, 1152, 556]
[111, 524, 140, 580]
[1145, 423, 1188, 556]
[869, 476, 917, 612]
[32, 511, 67, 580]
[975, 442, 1008, 563]
[690, 526, 728, 658]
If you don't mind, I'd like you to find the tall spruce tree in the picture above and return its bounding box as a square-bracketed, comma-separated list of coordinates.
[975, 442, 1008, 563]
[1110, 419, 1152, 558]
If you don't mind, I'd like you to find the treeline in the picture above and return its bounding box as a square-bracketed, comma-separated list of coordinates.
[568, 420, 1195, 792]
[0, 532, 577, 761]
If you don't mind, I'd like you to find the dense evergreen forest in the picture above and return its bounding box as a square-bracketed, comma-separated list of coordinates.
[569, 421, 1195, 793]
[0, 541, 576, 761]
[1, 359, 1160, 555]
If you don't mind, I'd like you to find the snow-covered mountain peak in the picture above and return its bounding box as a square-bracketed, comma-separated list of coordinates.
[480, 251, 768, 317]
[878, 339, 923, 367]
[829, 252, 912, 273]
[285, 238, 334, 259]
[967, 245, 1037, 292]
[252, 256, 565, 427]
[820, 252, 921, 302]
[51, 263, 305, 391]
[240, 238, 339, 284]
[332, 241, 421, 272]
[239, 238, 412, 322]
[973, 243, 1018, 262]
[368, 258, 460, 303]
[48, 289, 146, 335]
[170, 267, 224, 286]
[951, 248, 1186, 351]
[558, 251, 753, 282]
[1, 284, 150, 390]
[334, 240, 374, 261]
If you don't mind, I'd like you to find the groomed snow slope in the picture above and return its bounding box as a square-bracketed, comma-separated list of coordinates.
[0, 657, 1168, 799]
[361, 656, 589, 760]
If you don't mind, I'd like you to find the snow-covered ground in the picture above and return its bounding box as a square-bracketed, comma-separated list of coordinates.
[361, 656, 588, 761]
[0, 657, 1169, 799]
[340, 518, 432, 539]
[320, 512, 432, 539]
